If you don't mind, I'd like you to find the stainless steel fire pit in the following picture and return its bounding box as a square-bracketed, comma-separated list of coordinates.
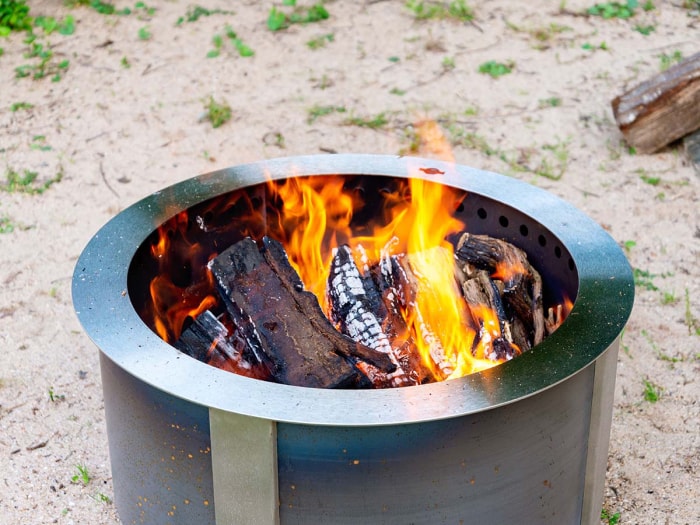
[72, 154, 633, 525]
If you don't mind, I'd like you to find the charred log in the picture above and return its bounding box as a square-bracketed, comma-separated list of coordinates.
[208, 236, 394, 388]
[175, 310, 269, 380]
[327, 245, 415, 387]
[455, 233, 545, 350]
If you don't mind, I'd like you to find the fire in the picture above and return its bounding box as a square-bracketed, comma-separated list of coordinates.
[144, 122, 572, 385]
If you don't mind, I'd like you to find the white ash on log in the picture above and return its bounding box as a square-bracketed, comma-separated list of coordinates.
[207, 236, 396, 388]
[326, 245, 417, 387]
[612, 51, 700, 153]
[175, 310, 268, 380]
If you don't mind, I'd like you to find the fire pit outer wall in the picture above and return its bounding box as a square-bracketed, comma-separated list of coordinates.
[72, 155, 633, 525]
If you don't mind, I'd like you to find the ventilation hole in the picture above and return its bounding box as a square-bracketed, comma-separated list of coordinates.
[538, 234, 547, 247]
[457, 202, 465, 213]
[477, 208, 487, 219]
[499, 215, 509, 228]
[554, 246, 562, 258]
[568, 258, 575, 271]
[519, 224, 529, 237]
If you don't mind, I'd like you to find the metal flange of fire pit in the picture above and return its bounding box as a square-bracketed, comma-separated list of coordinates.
[73, 155, 633, 525]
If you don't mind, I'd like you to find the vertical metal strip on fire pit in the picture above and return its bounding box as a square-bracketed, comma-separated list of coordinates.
[209, 408, 279, 525]
[581, 340, 620, 525]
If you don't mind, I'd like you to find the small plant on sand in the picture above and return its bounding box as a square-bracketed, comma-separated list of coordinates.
[267, 1, 329, 32]
[48, 386, 65, 402]
[15, 36, 70, 81]
[306, 32, 334, 50]
[71, 464, 91, 485]
[586, 0, 638, 19]
[478, 60, 513, 78]
[642, 379, 661, 403]
[0, 0, 32, 34]
[659, 50, 682, 71]
[203, 97, 232, 128]
[343, 112, 389, 129]
[1, 167, 63, 194]
[307, 104, 346, 124]
[601, 508, 621, 525]
[405, 0, 474, 22]
[207, 25, 253, 58]
[10, 101, 33, 111]
[685, 289, 700, 336]
[176, 5, 234, 25]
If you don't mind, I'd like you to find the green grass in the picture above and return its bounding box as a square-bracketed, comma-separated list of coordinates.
[307, 104, 345, 124]
[15, 36, 70, 81]
[0, 215, 15, 233]
[478, 60, 513, 78]
[586, 0, 638, 19]
[48, 386, 65, 402]
[203, 97, 232, 128]
[208, 26, 253, 58]
[405, 0, 474, 22]
[685, 289, 700, 336]
[267, 1, 329, 32]
[538, 97, 562, 108]
[642, 379, 661, 403]
[0, 0, 32, 34]
[343, 112, 389, 129]
[632, 268, 672, 291]
[72, 464, 91, 485]
[10, 101, 33, 111]
[175, 5, 234, 25]
[137, 25, 151, 40]
[601, 508, 621, 525]
[306, 33, 334, 50]
[659, 50, 682, 71]
[1, 168, 63, 194]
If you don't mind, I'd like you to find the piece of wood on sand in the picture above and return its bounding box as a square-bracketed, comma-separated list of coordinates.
[208, 236, 395, 388]
[611, 51, 700, 153]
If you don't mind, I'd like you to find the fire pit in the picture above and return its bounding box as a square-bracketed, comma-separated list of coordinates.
[73, 154, 633, 525]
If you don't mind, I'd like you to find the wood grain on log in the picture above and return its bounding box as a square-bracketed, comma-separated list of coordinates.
[611, 51, 700, 153]
[209, 236, 394, 388]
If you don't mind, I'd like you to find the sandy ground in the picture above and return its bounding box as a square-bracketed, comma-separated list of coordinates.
[0, 1, 698, 523]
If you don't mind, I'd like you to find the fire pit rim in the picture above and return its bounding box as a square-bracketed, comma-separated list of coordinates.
[72, 154, 633, 426]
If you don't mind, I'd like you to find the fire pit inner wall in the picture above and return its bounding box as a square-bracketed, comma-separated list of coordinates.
[73, 155, 633, 525]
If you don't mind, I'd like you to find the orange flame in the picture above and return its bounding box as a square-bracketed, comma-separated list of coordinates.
[144, 121, 572, 384]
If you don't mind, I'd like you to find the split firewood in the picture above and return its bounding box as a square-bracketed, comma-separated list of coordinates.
[612, 51, 700, 153]
[455, 232, 545, 349]
[175, 310, 268, 380]
[390, 248, 462, 380]
[326, 244, 416, 387]
[370, 249, 436, 383]
[208, 236, 395, 388]
[460, 269, 521, 358]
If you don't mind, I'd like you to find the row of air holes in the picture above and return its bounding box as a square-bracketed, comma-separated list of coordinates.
[475, 207, 576, 272]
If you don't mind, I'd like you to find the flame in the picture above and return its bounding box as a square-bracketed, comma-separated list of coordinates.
[144, 122, 572, 384]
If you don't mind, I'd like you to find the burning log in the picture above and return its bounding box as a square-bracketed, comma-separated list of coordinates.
[460, 269, 521, 358]
[611, 51, 700, 153]
[208, 236, 395, 388]
[175, 310, 267, 379]
[455, 233, 545, 350]
[389, 250, 457, 380]
[326, 245, 417, 387]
